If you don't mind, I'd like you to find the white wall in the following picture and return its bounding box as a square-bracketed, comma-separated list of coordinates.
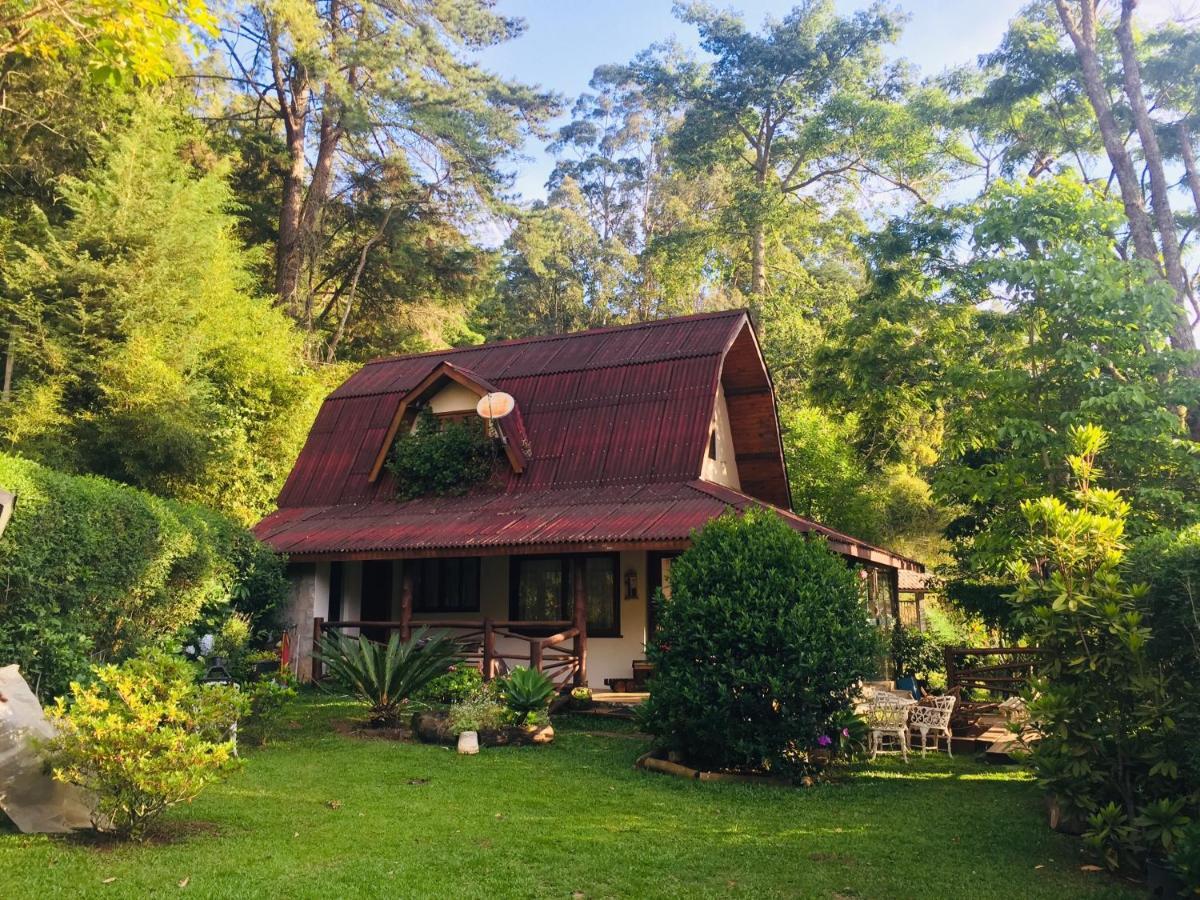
[313, 552, 651, 689]
[700, 383, 742, 490]
[427, 382, 479, 415]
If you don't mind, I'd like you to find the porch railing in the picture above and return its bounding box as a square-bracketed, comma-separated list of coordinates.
[944, 646, 1050, 696]
[313, 617, 587, 689]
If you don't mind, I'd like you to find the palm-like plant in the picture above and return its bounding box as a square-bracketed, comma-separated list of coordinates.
[315, 628, 463, 727]
[499, 667, 557, 725]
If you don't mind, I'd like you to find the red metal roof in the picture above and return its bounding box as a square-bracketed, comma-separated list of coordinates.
[275, 310, 749, 508]
[255, 480, 922, 570]
[256, 310, 922, 572]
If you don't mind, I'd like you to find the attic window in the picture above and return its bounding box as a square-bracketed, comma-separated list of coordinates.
[708, 429, 718, 460]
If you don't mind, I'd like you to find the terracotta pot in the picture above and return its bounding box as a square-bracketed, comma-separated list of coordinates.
[457, 730, 479, 755]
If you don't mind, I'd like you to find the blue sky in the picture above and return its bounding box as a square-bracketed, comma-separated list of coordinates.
[478, 0, 1191, 202]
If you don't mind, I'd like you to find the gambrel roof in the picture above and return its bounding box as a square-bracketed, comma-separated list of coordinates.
[255, 310, 921, 571]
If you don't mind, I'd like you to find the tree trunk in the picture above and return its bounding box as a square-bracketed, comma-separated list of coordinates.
[1178, 123, 1200, 222]
[1053, 0, 1160, 267]
[1116, 2, 1194, 346]
[750, 222, 766, 296]
[276, 127, 307, 311]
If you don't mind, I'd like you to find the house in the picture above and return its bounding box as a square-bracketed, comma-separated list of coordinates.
[254, 310, 922, 689]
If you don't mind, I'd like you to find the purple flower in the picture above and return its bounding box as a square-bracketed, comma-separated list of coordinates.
[842, 727, 850, 737]
[817, 735, 832, 747]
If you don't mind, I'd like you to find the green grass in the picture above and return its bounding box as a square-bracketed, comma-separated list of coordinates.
[1, 695, 1137, 899]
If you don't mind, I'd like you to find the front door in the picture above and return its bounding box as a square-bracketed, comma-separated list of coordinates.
[360, 560, 393, 642]
[646, 552, 679, 644]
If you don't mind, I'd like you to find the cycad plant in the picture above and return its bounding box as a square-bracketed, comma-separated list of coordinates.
[315, 628, 463, 727]
[499, 667, 557, 725]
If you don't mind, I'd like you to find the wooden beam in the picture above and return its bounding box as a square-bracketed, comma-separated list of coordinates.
[399, 566, 413, 642]
[573, 562, 588, 688]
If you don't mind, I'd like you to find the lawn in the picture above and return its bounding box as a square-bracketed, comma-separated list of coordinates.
[1, 694, 1136, 899]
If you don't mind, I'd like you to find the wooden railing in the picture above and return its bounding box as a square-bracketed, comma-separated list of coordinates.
[313, 617, 586, 689]
[944, 646, 1050, 696]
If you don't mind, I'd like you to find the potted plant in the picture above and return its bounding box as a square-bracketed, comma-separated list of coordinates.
[569, 686, 593, 710]
[447, 687, 503, 754]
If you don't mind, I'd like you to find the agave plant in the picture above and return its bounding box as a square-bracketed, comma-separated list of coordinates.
[500, 667, 557, 725]
[315, 628, 463, 727]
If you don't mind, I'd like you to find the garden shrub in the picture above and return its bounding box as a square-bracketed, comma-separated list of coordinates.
[239, 673, 298, 747]
[642, 507, 879, 776]
[44, 650, 246, 840]
[315, 628, 464, 727]
[0, 454, 287, 699]
[890, 626, 946, 683]
[413, 665, 483, 706]
[386, 409, 498, 500]
[499, 667, 556, 725]
[447, 684, 504, 734]
[1008, 426, 1195, 873]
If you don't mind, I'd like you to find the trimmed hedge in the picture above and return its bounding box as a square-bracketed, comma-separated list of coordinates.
[641, 507, 879, 776]
[0, 454, 287, 698]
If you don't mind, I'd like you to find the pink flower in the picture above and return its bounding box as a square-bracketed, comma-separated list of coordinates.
[817, 735, 832, 747]
[842, 727, 850, 737]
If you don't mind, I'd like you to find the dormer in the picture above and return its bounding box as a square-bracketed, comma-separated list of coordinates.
[367, 360, 530, 482]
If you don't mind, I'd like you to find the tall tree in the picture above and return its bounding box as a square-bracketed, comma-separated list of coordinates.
[219, 0, 558, 336]
[1052, 0, 1199, 404]
[640, 0, 944, 297]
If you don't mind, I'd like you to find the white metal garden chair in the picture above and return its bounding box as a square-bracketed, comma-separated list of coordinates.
[907, 695, 956, 757]
[867, 693, 912, 761]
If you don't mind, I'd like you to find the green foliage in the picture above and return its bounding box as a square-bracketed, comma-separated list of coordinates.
[2, 0, 216, 85]
[1170, 821, 1200, 892]
[240, 674, 298, 748]
[889, 626, 945, 681]
[387, 409, 498, 500]
[413, 665, 484, 707]
[0, 453, 287, 699]
[1008, 425, 1195, 873]
[447, 684, 504, 734]
[498, 667, 556, 726]
[642, 507, 879, 776]
[44, 650, 245, 840]
[315, 629, 464, 727]
[1, 98, 326, 523]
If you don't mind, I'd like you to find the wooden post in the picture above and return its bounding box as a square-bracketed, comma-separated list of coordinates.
[944, 647, 958, 692]
[572, 562, 588, 687]
[483, 617, 495, 681]
[399, 564, 413, 642]
[312, 616, 324, 681]
[530, 639, 543, 673]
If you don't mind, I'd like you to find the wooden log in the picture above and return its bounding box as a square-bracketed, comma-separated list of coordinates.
[483, 618, 495, 681]
[312, 616, 324, 681]
[530, 639, 543, 673]
[399, 566, 413, 642]
[573, 562, 588, 687]
[637, 755, 699, 780]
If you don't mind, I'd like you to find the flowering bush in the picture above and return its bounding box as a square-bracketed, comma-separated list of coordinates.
[44, 650, 246, 839]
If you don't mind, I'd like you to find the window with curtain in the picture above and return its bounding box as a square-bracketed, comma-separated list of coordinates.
[510, 555, 619, 636]
[409, 558, 481, 613]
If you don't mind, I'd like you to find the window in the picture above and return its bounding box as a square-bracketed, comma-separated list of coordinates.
[510, 554, 620, 637]
[408, 558, 481, 613]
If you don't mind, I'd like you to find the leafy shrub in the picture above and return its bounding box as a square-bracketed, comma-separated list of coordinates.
[499, 667, 556, 725]
[44, 650, 245, 840]
[0, 453, 288, 699]
[240, 674, 298, 747]
[819, 709, 869, 762]
[315, 628, 464, 727]
[447, 684, 504, 734]
[1170, 821, 1200, 893]
[1009, 426, 1194, 873]
[413, 665, 483, 707]
[890, 626, 945, 681]
[642, 507, 879, 776]
[386, 409, 497, 500]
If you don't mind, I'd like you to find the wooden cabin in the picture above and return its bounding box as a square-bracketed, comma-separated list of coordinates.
[254, 310, 922, 689]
